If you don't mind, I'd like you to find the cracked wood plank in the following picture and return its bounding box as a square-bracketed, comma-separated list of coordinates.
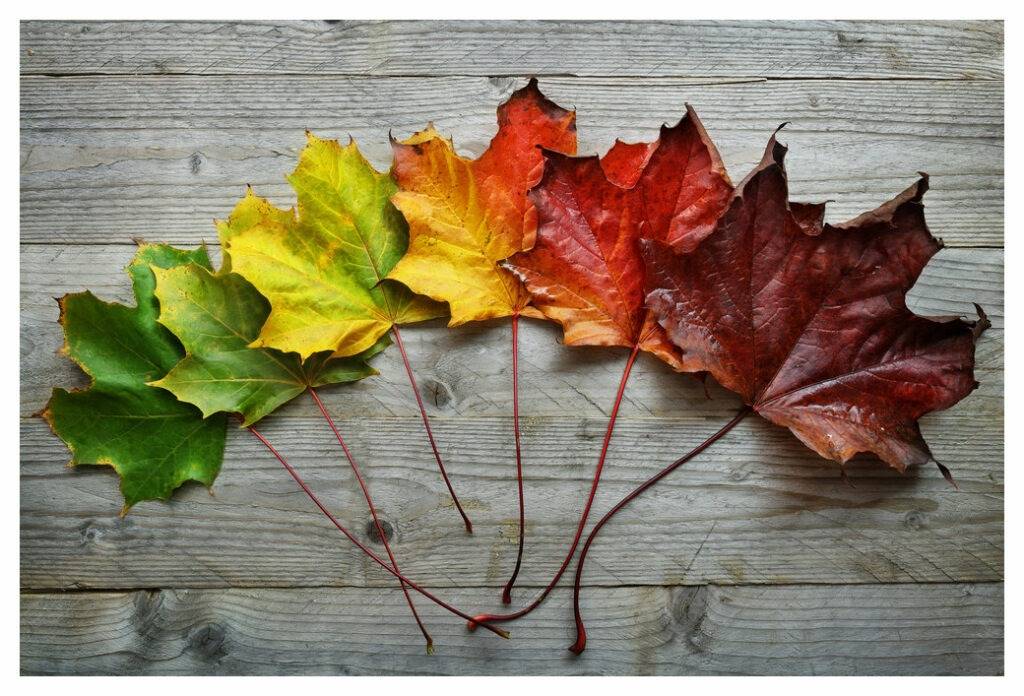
[21, 372, 1003, 590]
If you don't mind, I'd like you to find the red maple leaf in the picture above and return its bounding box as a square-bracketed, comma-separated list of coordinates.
[473, 107, 733, 630]
[642, 132, 989, 472]
[504, 106, 732, 365]
[569, 127, 990, 656]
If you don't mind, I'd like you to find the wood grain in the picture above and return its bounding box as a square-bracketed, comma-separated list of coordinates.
[20, 583, 1003, 675]
[20, 20, 1003, 80]
[20, 76, 1003, 246]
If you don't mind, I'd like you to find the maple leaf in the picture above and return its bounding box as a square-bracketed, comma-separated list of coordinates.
[219, 134, 446, 361]
[41, 244, 228, 512]
[149, 255, 436, 643]
[386, 79, 579, 593]
[503, 107, 732, 366]
[642, 132, 989, 470]
[569, 130, 989, 655]
[470, 108, 735, 629]
[150, 262, 388, 427]
[387, 78, 577, 324]
[221, 136, 473, 532]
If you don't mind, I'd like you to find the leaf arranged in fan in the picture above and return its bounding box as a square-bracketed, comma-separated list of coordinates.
[41, 245, 228, 511]
[218, 134, 446, 361]
[387, 79, 578, 325]
[641, 133, 989, 469]
[503, 107, 732, 367]
[151, 261, 388, 427]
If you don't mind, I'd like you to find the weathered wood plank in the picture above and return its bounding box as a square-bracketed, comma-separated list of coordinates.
[20, 244, 1003, 419]
[20, 583, 1004, 675]
[20, 20, 1003, 80]
[20, 76, 1003, 246]
[20, 373, 1003, 591]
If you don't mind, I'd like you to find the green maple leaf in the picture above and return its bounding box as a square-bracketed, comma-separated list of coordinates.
[150, 260, 388, 427]
[218, 133, 447, 360]
[41, 244, 228, 512]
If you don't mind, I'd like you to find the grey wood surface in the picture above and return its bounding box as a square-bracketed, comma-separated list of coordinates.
[20, 20, 1002, 79]
[21, 76, 1003, 246]
[19, 20, 1004, 676]
[21, 584, 1003, 676]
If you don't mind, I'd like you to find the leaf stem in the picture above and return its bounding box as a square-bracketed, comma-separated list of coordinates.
[392, 324, 473, 534]
[501, 311, 526, 605]
[308, 387, 433, 654]
[245, 424, 508, 640]
[470, 342, 641, 629]
[567, 405, 752, 654]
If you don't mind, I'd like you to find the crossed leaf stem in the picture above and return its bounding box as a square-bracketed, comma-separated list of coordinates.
[307, 386, 434, 654]
[470, 342, 642, 629]
[245, 423, 510, 640]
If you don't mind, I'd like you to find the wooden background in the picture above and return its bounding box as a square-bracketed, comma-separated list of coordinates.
[19, 20, 1004, 675]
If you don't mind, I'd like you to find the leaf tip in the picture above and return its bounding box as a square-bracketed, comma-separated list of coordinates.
[971, 303, 991, 339]
[911, 173, 930, 201]
[934, 460, 959, 490]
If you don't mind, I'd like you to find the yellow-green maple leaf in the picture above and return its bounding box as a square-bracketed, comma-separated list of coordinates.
[151, 261, 388, 427]
[219, 133, 446, 360]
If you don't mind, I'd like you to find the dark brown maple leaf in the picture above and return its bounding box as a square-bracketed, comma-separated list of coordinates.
[641, 132, 988, 471]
